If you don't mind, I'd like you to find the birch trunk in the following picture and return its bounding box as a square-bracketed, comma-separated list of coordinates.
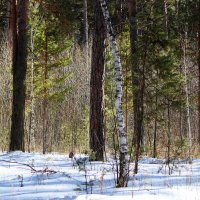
[99, 0, 129, 187]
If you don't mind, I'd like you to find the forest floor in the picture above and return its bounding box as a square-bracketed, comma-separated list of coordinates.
[0, 151, 200, 200]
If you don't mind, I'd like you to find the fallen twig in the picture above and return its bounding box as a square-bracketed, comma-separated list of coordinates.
[0, 159, 57, 174]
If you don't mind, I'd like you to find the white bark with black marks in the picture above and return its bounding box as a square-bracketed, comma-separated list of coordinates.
[99, 0, 129, 187]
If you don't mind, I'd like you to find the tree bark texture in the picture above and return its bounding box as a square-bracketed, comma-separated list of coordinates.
[198, 0, 200, 144]
[99, 0, 129, 187]
[89, 1, 105, 161]
[10, 0, 28, 151]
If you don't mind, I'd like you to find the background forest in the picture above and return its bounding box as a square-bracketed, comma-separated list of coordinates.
[0, 0, 200, 187]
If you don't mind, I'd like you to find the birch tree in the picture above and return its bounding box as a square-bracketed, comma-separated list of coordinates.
[99, 0, 129, 187]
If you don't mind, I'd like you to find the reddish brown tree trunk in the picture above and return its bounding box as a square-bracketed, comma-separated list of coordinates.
[10, 0, 29, 151]
[198, 0, 200, 144]
[89, 0, 106, 161]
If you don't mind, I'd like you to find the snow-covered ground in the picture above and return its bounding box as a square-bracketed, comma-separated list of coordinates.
[0, 151, 200, 200]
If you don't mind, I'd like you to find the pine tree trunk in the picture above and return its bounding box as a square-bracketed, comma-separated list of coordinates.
[10, 0, 28, 151]
[198, 0, 200, 144]
[99, 0, 129, 187]
[89, 1, 105, 161]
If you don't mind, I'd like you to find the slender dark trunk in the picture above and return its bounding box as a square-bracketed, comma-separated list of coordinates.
[179, 65, 183, 141]
[10, 0, 28, 151]
[42, 30, 48, 154]
[183, 35, 192, 158]
[28, 25, 35, 152]
[128, 0, 143, 174]
[83, 0, 88, 45]
[89, 1, 105, 161]
[115, 0, 126, 32]
[153, 92, 158, 158]
[179, 108, 183, 141]
[167, 100, 171, 175]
